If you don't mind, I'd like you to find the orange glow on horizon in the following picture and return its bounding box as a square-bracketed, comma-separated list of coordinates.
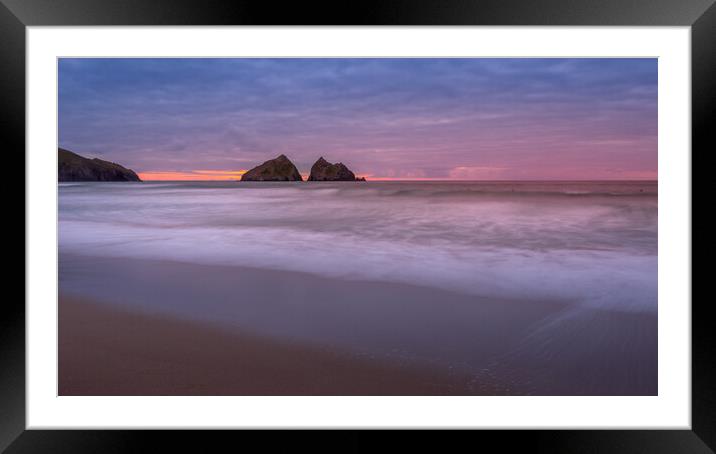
[138, 170, 247, 181]
[138, 170, 657, 182]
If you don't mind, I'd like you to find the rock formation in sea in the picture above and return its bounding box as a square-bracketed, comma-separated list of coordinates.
[58, 148, 141, 182]
[308, 157, 364, 181]
[240, 154, 303, 181]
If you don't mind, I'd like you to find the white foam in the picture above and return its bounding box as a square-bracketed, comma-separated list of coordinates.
[59, 182, 657, 312]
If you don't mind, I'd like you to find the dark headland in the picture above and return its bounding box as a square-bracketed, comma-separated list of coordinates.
[59, 148, 141, 182]
[241, 154, 366, 182]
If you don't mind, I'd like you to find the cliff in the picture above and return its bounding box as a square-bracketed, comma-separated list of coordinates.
[58, 148, 141, 182]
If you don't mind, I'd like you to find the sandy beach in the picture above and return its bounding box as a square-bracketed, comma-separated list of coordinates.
[59, 254, 657, 396]
[59, 295, 476, 396]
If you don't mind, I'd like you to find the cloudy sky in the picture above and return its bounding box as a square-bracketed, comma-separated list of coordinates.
[59, 58, 657, 180]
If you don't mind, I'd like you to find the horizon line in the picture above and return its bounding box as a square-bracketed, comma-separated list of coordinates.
[135, 178, 658, 182]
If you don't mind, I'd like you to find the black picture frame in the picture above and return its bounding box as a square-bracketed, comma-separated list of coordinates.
[4, 0, 709, 451]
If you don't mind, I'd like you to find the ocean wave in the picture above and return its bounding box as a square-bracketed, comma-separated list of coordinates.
[59, 181, 657, 313]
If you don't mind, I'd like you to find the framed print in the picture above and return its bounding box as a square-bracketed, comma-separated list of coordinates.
[6, 0, 710, 451]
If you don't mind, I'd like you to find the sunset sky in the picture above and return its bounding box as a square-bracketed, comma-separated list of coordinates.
[59, 58, 657, 181]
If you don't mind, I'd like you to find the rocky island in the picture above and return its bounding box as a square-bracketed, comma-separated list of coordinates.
[240, 154, 365, 182]
[241, 154, 303, 181]
[59, 148, 141, 182]
[308, 157, 364, 181]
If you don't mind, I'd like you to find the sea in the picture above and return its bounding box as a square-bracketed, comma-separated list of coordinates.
[59, 180, 657, 312]
[58, 180, 658, 394]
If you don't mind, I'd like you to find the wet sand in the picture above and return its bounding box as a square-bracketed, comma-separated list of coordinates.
[58, 255, 657, 396]
[59, 295, 476, 395]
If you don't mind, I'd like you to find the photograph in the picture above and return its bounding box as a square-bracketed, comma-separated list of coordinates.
[57, 57, 658, 396]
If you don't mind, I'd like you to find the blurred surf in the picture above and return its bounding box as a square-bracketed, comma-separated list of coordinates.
[59, 180, 657, 312]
